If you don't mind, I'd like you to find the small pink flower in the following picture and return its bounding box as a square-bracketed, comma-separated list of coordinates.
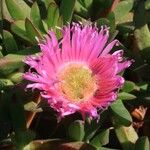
[24, 23, 132, 119]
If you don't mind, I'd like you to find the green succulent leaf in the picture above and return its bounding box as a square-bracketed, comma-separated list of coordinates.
[122, 81, 140, 93]
[118, 92, 136, 100]
[43, 0, 56, 9]
[115, 125, 138, 150]
[79, 0, 93, 9]
[1, 0, 12, 21]
[113, 0, 134, 23]
[3, 30, 18, 53]
[30, 2, 45, 33]
[24, 101, 43, 113]
[145, 0, 150, 10]
[134, 136, 150, 150]
[8, 72, 23, 84]
[96, 18, 110, 27]
[68, 120, 85, 141]
[90, 129, 109, 148]
[11, 130, 35, 150]
[47, 2, 59, 28]
[134, 24, 150, 51]
[23, 140, 96, 150]
[56, 16, 63, 39]
[11, 20, 30, 42]
[60, 0, 76, 24]
[0, 54, 24, 76]
[25, 18, 43, 43]
[74, 0, 88, 18]
[5, 0, 30, 20]
[110, 100, 132, 126]
[0, 78, 14, 90]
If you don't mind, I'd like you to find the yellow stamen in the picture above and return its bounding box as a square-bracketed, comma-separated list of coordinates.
[58, 63, 97, 102]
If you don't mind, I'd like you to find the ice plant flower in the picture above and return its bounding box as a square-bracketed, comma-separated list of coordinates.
[24, 23, 132, 119]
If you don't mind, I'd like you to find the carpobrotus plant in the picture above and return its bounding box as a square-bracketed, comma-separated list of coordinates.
[24, 23, 132, 119]
[1, 0, 150, 149]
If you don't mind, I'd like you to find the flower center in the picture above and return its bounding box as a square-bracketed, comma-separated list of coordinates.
[58, 63, 97, 102]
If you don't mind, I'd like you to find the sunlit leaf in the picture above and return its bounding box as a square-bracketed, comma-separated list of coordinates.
[47, 2, 59, 28]
[90, 129, 109, 148]
[68, 120, 85, 141]
[11, 20, 30, 42]
[3, 30, 18, 53]
[5, 0, 30, 20]
[115, 125, 138, 150]
[134, 136, 150, 150]
[30, 2, 45, 33]
[25, 18, 43, 43]
[113, 0, 134, 23]
[118, 92, 136, 100]
[60, 0, 76, 24]
[110, 100, 132, 126]
[0, 54, 24, 75]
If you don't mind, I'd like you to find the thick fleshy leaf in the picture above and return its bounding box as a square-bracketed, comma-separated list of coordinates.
[74, 0, 88, 18]
[11, 20, 30, 42]
[96, 18, 110, 27]
[25, 18, 43, 43]
[134, 136, 150, 150]
[8, 72, 23, 84]
[122, 81, 140, 93]
[30, 2, 45, 33]
[90, 129, 109, 148]
[113, 0, 134, 23]
[5, 0, 30, 20]
[11, 130, 35, 150]
[110, 100, 132, 126]
[134, 24, 150, 51]
[56, 16, 63, 39]
[23, 139, 64, 150]
[0, 78, 14, 90]
[145, 0, 150, 10]
[3, 30, 18, 53]
[84, 111, 108, 141]
[16, 46, 39, 56]
[68, 120, 85, 141]
[137, 82, 149, 91]
[23, 140, 96, 150]
[118, 92, 136, 100]
[80, 0, 93, 9]
[115, 125, 138, 150]
[47, 2, 59, 28]
[43, 0, 55, 9]
[60, 0, 76, 24]
[107, 12, 116, 33]
[1, 0, 12, 21]
[0, 54, 24, 75]
[134, 1, 150, 64]
[59, 142, 96, 150]
[24, 101, 43, 113]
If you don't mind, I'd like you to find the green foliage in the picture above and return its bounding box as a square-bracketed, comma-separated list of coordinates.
[3, 30, 18, 53]
[134, 136, 150, 150]
[115, 125, 138, 150]
[60, 0, 76, 24]
[0, 0, 150, 149]
[110, 100, 132, 126]
[68, 120, 85, 141]
[5, 0, 30, 20]
[90, 129, 109, 148]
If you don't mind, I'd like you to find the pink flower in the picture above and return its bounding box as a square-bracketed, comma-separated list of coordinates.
[24, 23, 132, 119]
